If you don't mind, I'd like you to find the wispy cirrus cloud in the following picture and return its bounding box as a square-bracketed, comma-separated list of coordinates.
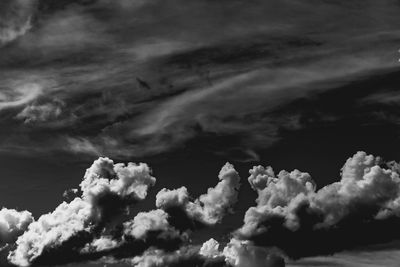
[0, 0, 400, 160]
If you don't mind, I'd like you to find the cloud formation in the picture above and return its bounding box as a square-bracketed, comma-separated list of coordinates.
[237, 151, 400, 258]
[0, 0, 35, 45]
[0, 83, 43, 111]
[0, 208, 33, 247]
[8, 157, 156, 266]
[130, 238, 285, 267]
[156, 163, 241, 227]
[16, 100, 64, 123]
[2, 151, 400, 266]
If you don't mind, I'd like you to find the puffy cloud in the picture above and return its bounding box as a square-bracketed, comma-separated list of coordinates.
[80, 157, 155, 215]
[222, 238, 285, 267]
[8, 157, 156, 266]
[199, 238, 220, 258]
[8, 198, 93, 266]
[79, 210, 185, 265]
[156, 163, 241, 227]
[81, 236, 118, 253]
[237, 151, 400, 258]
[129, 246, 226, 267]
[123, 209, 181, 240]
[0, 208, 33, 246]
[156, 187, 189, 210]
[130, 238, 285, 267]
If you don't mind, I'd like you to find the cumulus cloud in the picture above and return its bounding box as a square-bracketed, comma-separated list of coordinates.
[129, 246, 226, 267]
[222, 238, 285, 267]
[199, 238, 221, 259]
[0, 208, 33, 247]
[237, 151, 400, 258]
[8, 157, 156, 266]
[156, 163, 241, 228]
[130, 238, 284, 267]
[79, 209, 185, 264]
[8, 198, 94, 267]
[122, 209, 181, 240]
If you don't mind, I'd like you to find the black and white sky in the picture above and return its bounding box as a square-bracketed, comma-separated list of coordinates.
[1, 0, 400, 266]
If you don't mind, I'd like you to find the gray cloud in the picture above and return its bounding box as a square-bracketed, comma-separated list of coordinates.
[0, 0, 399, 159]
[0, 0, 35, 45]
[16, 99, 64, 123]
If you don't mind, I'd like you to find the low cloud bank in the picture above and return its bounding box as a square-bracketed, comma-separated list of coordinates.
[237, 151, 400, 258]
[3, 151, 400, 266]
[8, 157, 157, 266]
[129, 238, 285, 267]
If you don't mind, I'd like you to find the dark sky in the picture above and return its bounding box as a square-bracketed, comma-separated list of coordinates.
[1, 0, 400, 267]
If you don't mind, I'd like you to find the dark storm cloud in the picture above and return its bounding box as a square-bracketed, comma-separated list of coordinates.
[235, 151, 400, 258]
[0, 0, 399, 159]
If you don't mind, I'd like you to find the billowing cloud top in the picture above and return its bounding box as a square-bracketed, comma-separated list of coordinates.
[0, 208, 33, 246]
[237, 151, 400, 258]
[156, 162, 241, 226]
[1, 151, 400, 266]
[8, 157, 156, 267]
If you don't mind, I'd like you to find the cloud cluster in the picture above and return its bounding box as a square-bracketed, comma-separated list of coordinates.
[4, 151, 400, 266]
[0, 208, 33, 247]
[156, 163, 241, 227]
[130, 238, 284, 267]
[222, 238, 285, 267]
[79, 208, 186, 263]
[122, 209, 181, 240]
[8, 157, 156, 266]
[237, 151, 400, 257]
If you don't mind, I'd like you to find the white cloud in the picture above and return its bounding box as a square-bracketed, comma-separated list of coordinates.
[8, 157, 156, 266]
[223, 238, 285, 267]
[156, 162, 241, 225]
[123, 209, 180, 240]
[8, 198, 93, 267]
[0, 208, 33, 247]
[199, 238, 220, 258]
[238, 151, 400, 238]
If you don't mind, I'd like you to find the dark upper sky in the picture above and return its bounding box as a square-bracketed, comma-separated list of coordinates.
[1, 0, 400, 267]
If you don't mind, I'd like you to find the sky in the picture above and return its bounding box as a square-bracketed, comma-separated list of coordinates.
[1, 0, 400, 266]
